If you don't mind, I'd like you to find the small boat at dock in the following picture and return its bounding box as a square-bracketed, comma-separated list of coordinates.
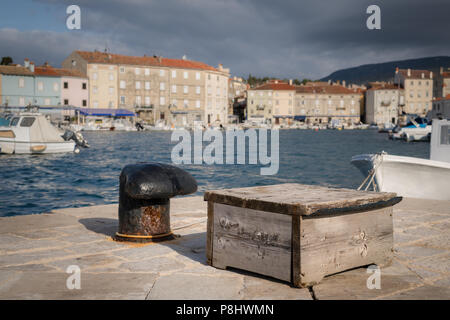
[0, 111, 79, 154]
[351, 119, 450, 200]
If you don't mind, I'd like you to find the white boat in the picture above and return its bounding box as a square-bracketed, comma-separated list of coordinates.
[0, 112, 76, 154]
[351, 119, 450, 200]
[112, 118, 137, 131]
[389, 117, 431, 142]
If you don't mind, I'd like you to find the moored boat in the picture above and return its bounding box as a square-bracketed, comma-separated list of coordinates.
[351, 119, 450, 200]
[0, 112, 76, 154]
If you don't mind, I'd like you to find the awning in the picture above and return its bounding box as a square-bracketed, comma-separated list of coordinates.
[273, 115, 294, 119]
[294, 115, 306, 121]
[77, 108, 136, 117]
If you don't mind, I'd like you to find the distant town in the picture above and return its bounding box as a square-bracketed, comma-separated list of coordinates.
[0, 51, 449, 130]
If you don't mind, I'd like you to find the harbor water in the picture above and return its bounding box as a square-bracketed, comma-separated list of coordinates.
[0, 129, 429, 217]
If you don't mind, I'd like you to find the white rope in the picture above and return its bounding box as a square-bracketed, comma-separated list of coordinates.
[357, 153, 383, 192]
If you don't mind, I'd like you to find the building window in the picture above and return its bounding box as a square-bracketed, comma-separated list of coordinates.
[64, 82, 68, 89]
[82, 83, 87, 90]
[159, 70, 165, 77]
[172, 99, 177, 106]
[145, 68, 150, 76]
[92, 73, 98, 80]
[82, 99, 87, 107]
[44, 98, 50, 105]
[53, 83, 59, 92]
[38, 82, 43, 91]
[145, 81, 150, 90]
[109, 101, 113, 108]
[196, 72, 200, 80]
[183, 71, 188, 79]
[120, 67, 125, 73]
[135, 81, 141, 90]
[64, 99, 69, 105]
[120, 80, 126, 89]
[172, 70, 176, 78]
[184, 99, 188, 107]
[145, 96, 150, 105]
[120, 96, 126, 104]
[171, 85, 177, 93]
[135, 68, 140, 75]
[109, 73, 114, 81]
[109, 87, 114, 95]
[93, 86, 98, 94]
[184, 86, 188, 94]
[72, 60, 77, 67]
[160, 82, 165, 91]
[196, 86, 200, 94]
[109, 66, 114, 70]
[196, 100, 200, 108]
[93, 101, 99, 108]
[160, 96, 165, 105]
[19, 97, 25, 105]
[136, 96, 141, 106]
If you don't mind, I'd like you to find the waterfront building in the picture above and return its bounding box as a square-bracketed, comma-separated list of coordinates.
[434, 67, 450, 99]
[394, 68, 433, 117]
[247, 80, 296, 124]
[430, 94, 450, 120]
[365, 83, 404, 126]
[34, 63, 88, 108]
[294, 84, 361, 126]
[62, 51, 230, 126]
[0, 63, 35, 106]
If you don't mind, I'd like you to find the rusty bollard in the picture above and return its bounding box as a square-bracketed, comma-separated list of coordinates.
[115, 163, 197, 242]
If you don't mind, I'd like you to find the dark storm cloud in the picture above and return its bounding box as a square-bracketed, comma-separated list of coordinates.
[1, 0, 449, 79]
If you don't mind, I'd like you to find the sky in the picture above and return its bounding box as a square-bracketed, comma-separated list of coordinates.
[0, 0, 449, 80]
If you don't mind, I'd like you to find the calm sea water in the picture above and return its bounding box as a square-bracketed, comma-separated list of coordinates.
[0, 129, 429, 217]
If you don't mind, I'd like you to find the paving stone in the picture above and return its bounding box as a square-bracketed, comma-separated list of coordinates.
[0, 248, 74, 267]
[241, 275, 312, 300]
[120, 256, 185, 273]
[0, 272, 158, 299]
[394, 198, 450, 215]
[408, 254, 450, 275]
[147, 273, 243, 300]
[312, 262, 422, 300]
[431, 276, 450, 287]
[0, 264, 58, 272]
[12, 229, 62, 240]
[413, 234, 450, 250]
[381, 285, 450, 300]
[395, 245, 447, 261]
[65, 240, 125, 255]
[111, 244, 175, 261]
[48, 254, 121, 272]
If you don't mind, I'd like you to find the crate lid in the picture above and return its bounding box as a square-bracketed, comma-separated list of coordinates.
[204, 183, 401, 216]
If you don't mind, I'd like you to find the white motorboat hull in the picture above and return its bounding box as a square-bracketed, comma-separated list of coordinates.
[0, 139, 75, 154]
[351, 154, 450, 200]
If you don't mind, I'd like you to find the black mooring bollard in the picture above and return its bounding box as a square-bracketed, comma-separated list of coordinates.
[115, 163, 197, 242]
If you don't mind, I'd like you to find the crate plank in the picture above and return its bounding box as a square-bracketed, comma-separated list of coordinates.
[212, 203, 292, 282]
[299, 207, 393, 285]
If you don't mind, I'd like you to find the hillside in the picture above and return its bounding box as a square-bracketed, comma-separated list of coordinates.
[320, 56, 450, 85]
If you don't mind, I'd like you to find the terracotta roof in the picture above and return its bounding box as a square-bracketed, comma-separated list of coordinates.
[34, 66, 87, 78]
[0, 65, 34, 76]
[398, 69, 433, 79]
[295, 85, 358, 95]
[368, 84, 403, 91]
[75, 51, 219, 72]
[434, 94, 450, 101]
[252, 81, 296, 91]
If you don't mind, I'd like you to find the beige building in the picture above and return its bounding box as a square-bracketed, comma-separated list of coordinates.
[228, 77, 247, 121]
[294, 84, 361, 125]
[62, 51, 230, 126]
[434, 67, 450, 99]
[247, 80, 296, 124]
[394, 68, 433, 117]
[365, 84, 404, 126]
[430, 94, 450, 120]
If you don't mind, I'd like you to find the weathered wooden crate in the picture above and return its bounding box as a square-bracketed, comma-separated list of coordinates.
[204, 183, 401, 287]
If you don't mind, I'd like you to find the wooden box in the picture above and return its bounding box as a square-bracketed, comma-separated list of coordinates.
[204, 183, 401, 287]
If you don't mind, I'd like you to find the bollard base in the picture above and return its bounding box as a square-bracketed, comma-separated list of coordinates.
[114, 231, 175, 243]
